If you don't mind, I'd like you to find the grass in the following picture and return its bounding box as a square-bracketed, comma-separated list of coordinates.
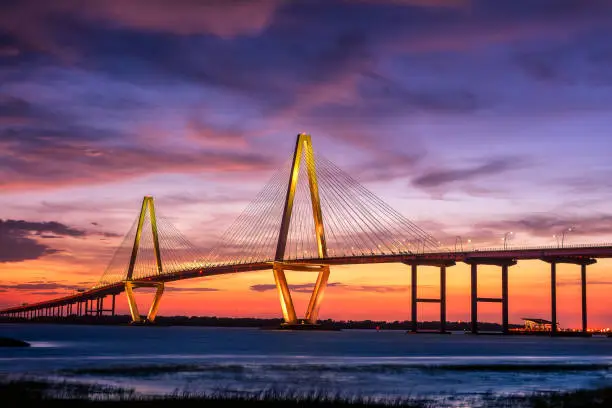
[0, 378, 427, 407]
[2, 377, 612, 407]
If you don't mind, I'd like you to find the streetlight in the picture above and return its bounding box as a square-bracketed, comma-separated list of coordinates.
[503, 231, 513, 249]
[467, 238, 473, 250]
[455, 236, 463, 252]
[561, 227, 574, 248]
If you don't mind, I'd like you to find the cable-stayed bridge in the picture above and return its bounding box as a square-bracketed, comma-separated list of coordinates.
[2, 134, 612, 334]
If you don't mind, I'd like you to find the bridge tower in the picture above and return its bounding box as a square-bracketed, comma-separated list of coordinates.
[273, 133, 330, 326]
[124, 196, 165, 324]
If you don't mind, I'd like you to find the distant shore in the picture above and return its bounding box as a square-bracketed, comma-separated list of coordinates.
[0, 315, 522, 332]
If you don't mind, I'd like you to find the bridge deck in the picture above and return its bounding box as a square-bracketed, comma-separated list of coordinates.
[3, 244, 612, 314]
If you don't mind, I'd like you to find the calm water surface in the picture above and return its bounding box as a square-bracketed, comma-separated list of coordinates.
[1, 324, 612, 402]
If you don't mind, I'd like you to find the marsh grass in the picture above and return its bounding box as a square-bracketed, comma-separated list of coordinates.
[2, 377, 612, 407]
[0, 378, 427, 407]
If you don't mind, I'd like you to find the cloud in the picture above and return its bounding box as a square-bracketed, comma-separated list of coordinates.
[515, 33, 612, 86]
[356, 0, 469, 6]
[0, 281, 79, 291]
[0, 0, 610, 198]
[186, 120, 250, 149]
[0, 95, 36, 124]
[0, 219, 115, 263]
[412, 157, 520, 189]
[463, 213, 612, 246]
[557, 279, 612, 287]
[0, 0, 281, 46]
[249, 282, 407, 293]
[0, 0, 471, 48]
[0, 124, 275, 191]
[165, 287, 220, 293]
[0, 220, 85, 237]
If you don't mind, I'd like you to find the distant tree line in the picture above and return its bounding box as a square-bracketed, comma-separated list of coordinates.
[0, 315, 522, 330]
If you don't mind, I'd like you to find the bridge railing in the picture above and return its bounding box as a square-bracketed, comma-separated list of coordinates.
[442, 241, 612, 254]
[85, 242, 612, 292]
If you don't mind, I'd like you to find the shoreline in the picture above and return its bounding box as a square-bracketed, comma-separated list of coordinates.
[1, 316, 596, 334]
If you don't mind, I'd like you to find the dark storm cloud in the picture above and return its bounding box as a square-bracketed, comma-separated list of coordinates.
[412, 158, 519, 189]
[249, 282, 407, 293]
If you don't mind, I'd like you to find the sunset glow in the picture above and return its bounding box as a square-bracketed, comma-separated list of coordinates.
[1, 0, 612, 330]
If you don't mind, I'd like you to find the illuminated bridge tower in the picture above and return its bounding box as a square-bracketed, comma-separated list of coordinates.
[124, 196, 165, 324]
[273, 133, 330, 326]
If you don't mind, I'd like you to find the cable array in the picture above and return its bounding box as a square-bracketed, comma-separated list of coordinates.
[94, 209, 208, 287]
[205, 159, 292, 266]
[94, 141, 440, 286]
[94, 216, 139, 287]
[205, 144, 439, 263]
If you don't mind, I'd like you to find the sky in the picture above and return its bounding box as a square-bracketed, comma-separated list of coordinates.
[1, 0, 612, 329]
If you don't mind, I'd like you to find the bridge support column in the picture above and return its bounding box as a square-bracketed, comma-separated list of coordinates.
[125, 281, 165, 324]
[404, 260, 455, 333]
[272, 262, 330, 325]
[551, 262, 557, 335]
[272, 134, 331, 328]
[471, 264, 478, 333]
[122, 196, 165, 324]
[465, 258, 517, 334]
[502, 265, 509, 334]
[581, 264, 587, 333]
[541, 257, 596, 335]
[411, 264, 417, 332]
[111, 294, 116, 316]
[440, 265, 447, 333]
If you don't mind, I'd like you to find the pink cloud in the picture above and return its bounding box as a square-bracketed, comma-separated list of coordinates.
[0, 141, 275, 192]
[71, 0, 281, 38]
[186, 120, 250, 149]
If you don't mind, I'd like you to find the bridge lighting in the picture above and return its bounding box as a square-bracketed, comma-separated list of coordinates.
[561, 227, 574, 248]
[455, 236, 464, 252]
[503, 232, 513, 249]
[467, 238, 473, 250]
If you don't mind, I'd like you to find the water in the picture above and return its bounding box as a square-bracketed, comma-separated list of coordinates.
[1, 324, 612, 403]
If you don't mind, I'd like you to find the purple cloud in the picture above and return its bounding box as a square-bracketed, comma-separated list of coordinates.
[250, 282, 407, 293]
[412, 158, 521, 189]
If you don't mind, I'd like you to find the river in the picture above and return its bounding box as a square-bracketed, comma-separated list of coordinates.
[1, 323, 612, 404]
